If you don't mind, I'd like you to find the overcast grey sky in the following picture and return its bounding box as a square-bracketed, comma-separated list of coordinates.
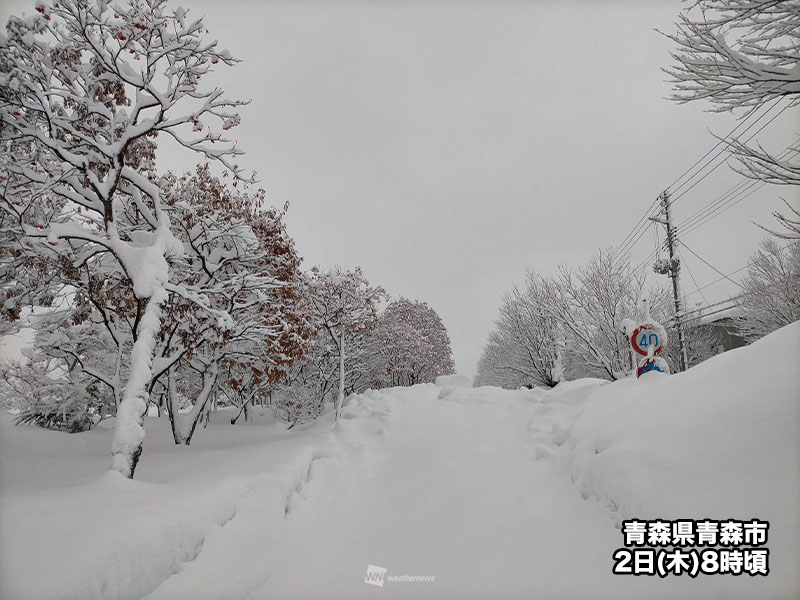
[1, 0, 797, 376]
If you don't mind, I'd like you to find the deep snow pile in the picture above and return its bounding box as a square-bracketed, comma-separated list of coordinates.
[0, 323, 797, 600]
[435, 373, 472, 399]
[527, 322, 800, 598]
[434, 374, 472, 388]
[0, 401, 392, 600]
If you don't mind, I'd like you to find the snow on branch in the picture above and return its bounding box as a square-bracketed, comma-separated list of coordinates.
[725, 139, 800, 186]
[661, 0, 800, 115]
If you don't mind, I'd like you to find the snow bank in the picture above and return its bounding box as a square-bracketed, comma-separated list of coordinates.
[435, 374, 472, 398]
[0, 397, 394, 600]
[556, 323, 800, 597]
[434, 374, 472, 388]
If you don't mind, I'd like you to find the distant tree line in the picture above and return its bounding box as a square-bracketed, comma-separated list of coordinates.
[476, 239, 799, 390]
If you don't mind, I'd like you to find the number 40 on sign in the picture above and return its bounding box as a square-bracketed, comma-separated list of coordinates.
[631, 324, 663, 356]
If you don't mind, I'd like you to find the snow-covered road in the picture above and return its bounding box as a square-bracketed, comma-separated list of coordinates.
[3, 324, 797, 600]
[145, 384, 688, 600]
[262, 386, 622, 599]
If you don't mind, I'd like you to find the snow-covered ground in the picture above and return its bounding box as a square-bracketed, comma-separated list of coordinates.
[1, 323, 798, 599]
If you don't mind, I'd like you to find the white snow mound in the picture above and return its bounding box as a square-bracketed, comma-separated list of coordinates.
[434, 374, 472, 388]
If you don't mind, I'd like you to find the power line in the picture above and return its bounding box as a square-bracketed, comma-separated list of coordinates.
[686, 265, 749, 298]
[634, 103, 791, 272]
[668, 295, 743, 327]
[684, 242, 796, 298]
[679, 241, 797, 325]
[674, 177, 756, 232]
[612, 99, 791, 298]
[613, 207, 662, 265]
[682, 295, 743, 318]
[667, 98, 789, 205]
[678, 248, 710, 306]
[677, 180, 764, 236]
[610, 98, 789, 269]
[610, 200, 661, 265]
[681, 301, 743, 326]
[673, 146, 793, 237]
[681, 242, 745, 289]
[667, 98, 782, 194]
[679, 180, 768, 238]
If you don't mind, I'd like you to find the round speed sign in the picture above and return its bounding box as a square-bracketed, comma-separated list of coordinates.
[631, 324, 664, 356]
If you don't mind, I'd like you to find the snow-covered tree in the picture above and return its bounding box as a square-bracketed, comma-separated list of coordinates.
[662, 0, 800, 114]
[474, 330, 546, 389]
[511, 274, 568, 386]
[662, 0, 800, 237]
[2, 348, 114, 432]
[1, 231, 151, 420]
[269, 382, 318, 426]
[375, 298, 455, 387]
[475, 275, 570, 389]
[305, 267, 385, 420]
[757, 198, 800, 240]
[547, 251, 653, 380]
[154, 166, 312, 443]
[0, 0, 246, 477]
[281, 330, 339, 421]
[735, 237, 800, 340]
[477, 251, 707, 385]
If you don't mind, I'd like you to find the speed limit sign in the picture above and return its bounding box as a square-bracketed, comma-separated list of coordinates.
[631, 324, 664, 356]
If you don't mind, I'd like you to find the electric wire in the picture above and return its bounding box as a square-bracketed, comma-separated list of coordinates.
[667, 99, 790, 205]
[673, 146, 793, 236]
[679, 180, 768, 238]
[666, 97, 783, 194]
[609, 98, 789, 269]
[684, 242, 796, 299]
[681, 242, 746, 289]
[678, 248, 711, 306]
[685, 265, 749, 298]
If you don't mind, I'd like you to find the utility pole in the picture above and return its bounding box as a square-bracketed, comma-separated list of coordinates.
[649, 190, 689, 371]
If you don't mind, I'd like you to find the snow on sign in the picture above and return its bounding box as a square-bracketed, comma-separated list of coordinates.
[637, 359, 663, 377]
[631, 324, 664, 356]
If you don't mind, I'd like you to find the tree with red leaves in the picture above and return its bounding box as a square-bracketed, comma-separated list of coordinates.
[155, 165, 312, 443]
[0, 0, 246, 477]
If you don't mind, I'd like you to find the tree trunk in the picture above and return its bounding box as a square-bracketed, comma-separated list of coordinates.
[168, 362, 218, 445]
[110, 286, 167, 478]
[230, 398, 252, 425]
[335, 331, 345, 421]
[167, 366, 182, 443]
